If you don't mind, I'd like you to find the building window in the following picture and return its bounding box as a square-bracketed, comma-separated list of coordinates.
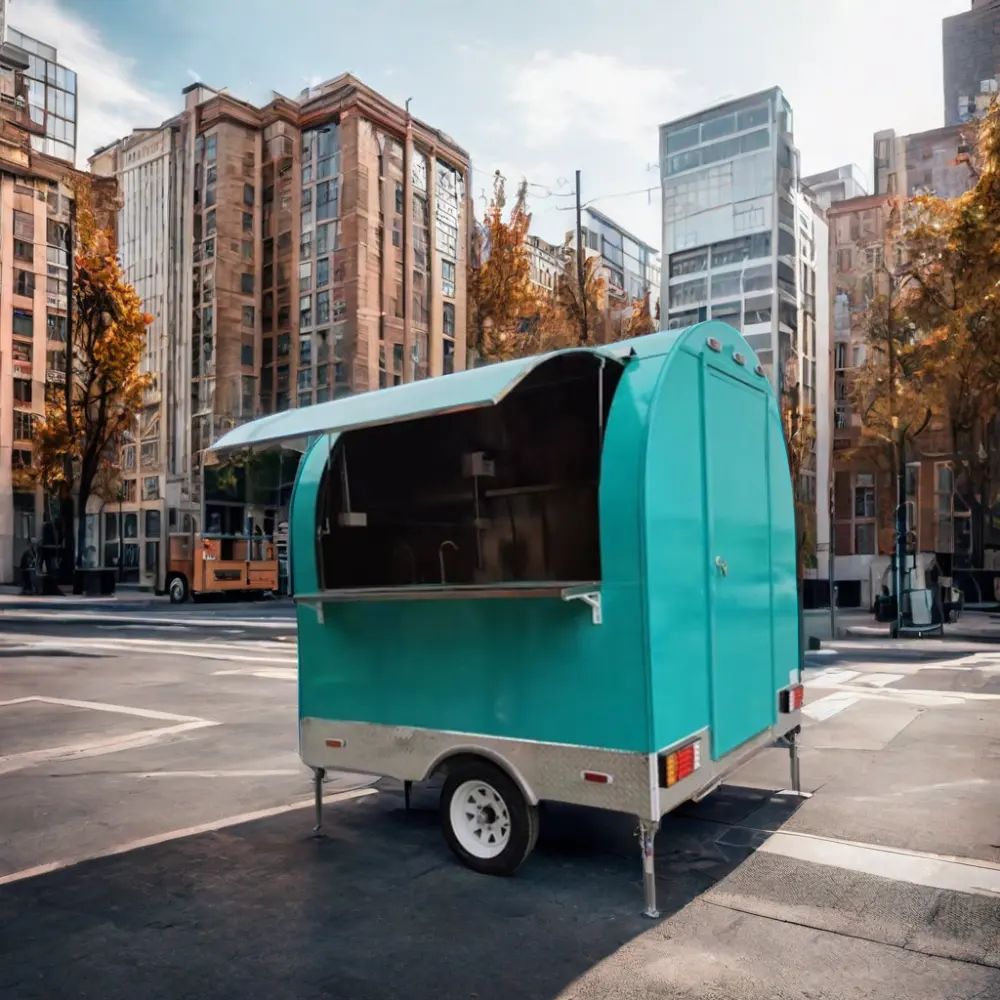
[242, 305, 255, 328]
[243, 183, 255, 205]
[299, 333, 312, 366]
[13, 209, 33, 240]
[299, 294, 312, 328]
[669, 250, 707, 277]
[14, 239, 32, 262]
[204, 238, 215, 259]
[443, 302, 456, 338]
[14, 269, 35, 297]
[333, 299, 347, 321]
[242, 239, 253, 260]
[668, 277, 706, 308]
[12, 309, 33, 338]
[317, 257, 329, 287]
[14, 378, 32, 404]
[854, 480, 876, 519]
[206, 210, 216, 235]
[317, 179, 338, 221]
[395, 183, 404, 213]
[934, 462, 955, 552]
[241, 272, 254, 294]
[205, 135, 217, 160]
[442, 260, 456, 297]
[316, 290, 330, 324]
[241, 342, 254, 367]
[299, 261, 312, 291]
[13, 409, 34, 440]
[854, 522, 876, 555]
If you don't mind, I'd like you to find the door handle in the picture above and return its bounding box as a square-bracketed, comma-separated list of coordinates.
[715, 556, 728, 577]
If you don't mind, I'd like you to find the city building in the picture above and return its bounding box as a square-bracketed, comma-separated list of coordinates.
[91, 75, 472, 589]
[825, 193, 967, 607]
[659, 88, 831, 594]
[943, 1, 1000, 126]
[525, 233, 560, 298]
[873, 124, 977, 200]
[567, 206, 660, 320]
[0, 29, 77, 583]
[801, 164, 868, 210]
[5, 27, 77, 164]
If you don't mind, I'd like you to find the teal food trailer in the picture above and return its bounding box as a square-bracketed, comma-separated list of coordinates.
[213, 322, 804, 915]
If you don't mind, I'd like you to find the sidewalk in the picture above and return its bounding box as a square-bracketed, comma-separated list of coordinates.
[806, 607, 1000, 644]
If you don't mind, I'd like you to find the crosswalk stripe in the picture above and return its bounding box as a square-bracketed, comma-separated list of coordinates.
[802, 692, 861, 721]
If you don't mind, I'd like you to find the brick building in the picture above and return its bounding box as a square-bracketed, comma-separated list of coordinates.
[0, 32, 80, 583]
[91, 76, 472, 589]
[826, 193, 974, 607]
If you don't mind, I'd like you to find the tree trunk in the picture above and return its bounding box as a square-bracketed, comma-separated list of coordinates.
[75, 471, 95, 592]
[58, 486, 75, 587]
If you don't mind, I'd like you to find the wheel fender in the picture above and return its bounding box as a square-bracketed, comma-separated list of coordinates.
[426, 747, 539, 806]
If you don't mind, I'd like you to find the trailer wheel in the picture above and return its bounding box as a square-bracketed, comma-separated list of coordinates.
[441, 759, 538, 876]
[168, 575, 189, 604]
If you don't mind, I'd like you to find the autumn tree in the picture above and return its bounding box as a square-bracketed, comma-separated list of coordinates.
[898, 103, 1000, 562]
[467, 171, 543, 363]
[32, 176, 152, 584]
[781, 358, 817, 580]
[546, 248, 609, 346]
[612, 292, 657, 341]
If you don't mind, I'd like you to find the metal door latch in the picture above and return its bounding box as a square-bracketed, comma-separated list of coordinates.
[715, 556, 728, 577]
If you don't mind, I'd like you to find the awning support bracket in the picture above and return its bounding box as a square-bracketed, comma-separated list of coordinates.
[561, 587, 602, 625]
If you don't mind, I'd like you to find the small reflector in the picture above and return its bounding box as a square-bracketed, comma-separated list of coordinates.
[325, 738, 346, 748]
[779, 685, 804, 714]
[706, 337, 723, 353]
[582, 770, 612, 784]
[732, 351, 746, 366]
[754, 364, 765, 377]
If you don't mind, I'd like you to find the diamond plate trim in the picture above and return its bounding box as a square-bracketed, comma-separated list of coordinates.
[301, 718, 657, 818]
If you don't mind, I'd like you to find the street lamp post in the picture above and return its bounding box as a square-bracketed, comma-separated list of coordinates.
[117, 485, 125, 583]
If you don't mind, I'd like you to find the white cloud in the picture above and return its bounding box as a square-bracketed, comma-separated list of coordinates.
[186, 68, 201, 83]
[9, 0, 173, 166]
[508, 51, 703, 156]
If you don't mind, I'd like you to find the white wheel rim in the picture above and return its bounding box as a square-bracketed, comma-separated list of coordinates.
[449, 779, 511, 859]
[171, 580, 184, 599]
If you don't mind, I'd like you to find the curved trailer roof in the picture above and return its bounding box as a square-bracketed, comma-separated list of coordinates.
[210, 343, 638, 455]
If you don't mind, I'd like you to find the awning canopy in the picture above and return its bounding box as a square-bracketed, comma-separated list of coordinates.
[211, 347, 628, 455]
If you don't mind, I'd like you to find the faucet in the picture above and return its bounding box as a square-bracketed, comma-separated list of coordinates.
[438, 540, 458, 584]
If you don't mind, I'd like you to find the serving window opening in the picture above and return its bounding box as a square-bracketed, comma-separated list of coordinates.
[314, 353, 625, 596]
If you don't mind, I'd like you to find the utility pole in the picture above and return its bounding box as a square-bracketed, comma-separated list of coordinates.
[886, 268, 905, 637]
[575, 169, 587, 343]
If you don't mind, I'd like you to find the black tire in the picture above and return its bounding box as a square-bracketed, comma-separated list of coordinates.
[168, 575, 189, 604]
[440, 759, 538, 876]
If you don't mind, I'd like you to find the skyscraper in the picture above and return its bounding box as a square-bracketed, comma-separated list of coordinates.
[91, 76, 471, 590]
[659, 88, 831, 593]
[943, 0, 1000, 126]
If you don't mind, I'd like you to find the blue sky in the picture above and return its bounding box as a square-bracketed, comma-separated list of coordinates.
[16, 0, 970, 247]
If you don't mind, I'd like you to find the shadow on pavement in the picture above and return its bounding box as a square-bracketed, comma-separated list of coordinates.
[0, 780, 803, 1000]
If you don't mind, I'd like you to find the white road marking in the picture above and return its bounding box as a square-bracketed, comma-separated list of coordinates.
[0, 634, 296, 666]
[802, 692, 861, 721]
[808, 668, 860, 688]
[0, 721, 219, 775]
[760, 829, 1000, 898]
[0, 694, 209, 722]
[851, 672, 904, 688]
[137, 769, 302, 778]
[0, 610, 292, 630]
[214, 667, 297, 680]
[97, 624, 189, 632]
[0, 696, 218, 776]
[0, 787, 378, 887]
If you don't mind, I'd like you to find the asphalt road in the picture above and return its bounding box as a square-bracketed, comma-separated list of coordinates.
[0, 605, 999, 999]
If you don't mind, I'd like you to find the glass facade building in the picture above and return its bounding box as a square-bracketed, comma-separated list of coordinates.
[6, 28, 76, 163]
